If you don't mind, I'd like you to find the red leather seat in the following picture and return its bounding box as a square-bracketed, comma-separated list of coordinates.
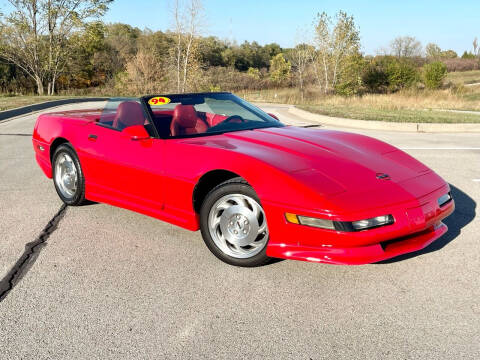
[113, 101, 146, 130]
[170, 104, 208, 136]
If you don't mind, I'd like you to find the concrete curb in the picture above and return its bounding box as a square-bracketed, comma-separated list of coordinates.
[0, 97, 108, 123]
[289, 106, 480, 133]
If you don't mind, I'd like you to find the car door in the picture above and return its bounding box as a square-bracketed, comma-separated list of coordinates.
[81, 99, 165, 212]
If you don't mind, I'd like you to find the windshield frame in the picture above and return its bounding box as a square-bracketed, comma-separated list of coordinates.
[141, 92, 284, 139]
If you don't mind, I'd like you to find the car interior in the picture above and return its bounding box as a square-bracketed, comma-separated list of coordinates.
[99, 100, 230, 138]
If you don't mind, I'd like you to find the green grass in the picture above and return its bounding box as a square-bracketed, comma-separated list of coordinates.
[299, 104, 480, 123]
[0, 95, 97, 111]
[445, 70, 480, 85]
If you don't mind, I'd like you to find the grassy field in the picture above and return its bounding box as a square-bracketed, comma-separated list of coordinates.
[0, 95, 77, 111]
[298, 105, 480, 123]
[244, 85, 480, 123]
[446, 70, 480, 85]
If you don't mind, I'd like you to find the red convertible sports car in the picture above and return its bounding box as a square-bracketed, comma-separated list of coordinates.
[32, 92, 454, 267]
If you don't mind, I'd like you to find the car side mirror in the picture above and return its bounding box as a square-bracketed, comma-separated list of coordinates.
[268, 113, 279, 120]
[122, 125, 150, 141]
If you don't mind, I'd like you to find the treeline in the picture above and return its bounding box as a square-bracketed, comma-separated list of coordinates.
[0, 1, 479, 97]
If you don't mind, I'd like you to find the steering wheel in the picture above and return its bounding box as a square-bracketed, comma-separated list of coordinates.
[222, 115, 246, 124]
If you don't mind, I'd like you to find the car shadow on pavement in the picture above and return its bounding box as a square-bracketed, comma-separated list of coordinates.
[377, 184, 476, 264]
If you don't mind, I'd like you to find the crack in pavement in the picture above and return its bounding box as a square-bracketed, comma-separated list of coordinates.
[0, 133, 31, 137]
[0, 204, 67, 302]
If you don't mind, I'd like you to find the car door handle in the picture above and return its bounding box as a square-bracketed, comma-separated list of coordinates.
[88, 134, 98, 142]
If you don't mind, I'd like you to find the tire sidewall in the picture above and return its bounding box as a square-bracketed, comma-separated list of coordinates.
[200, 181, 270, 267]
[52, 144, 85, 206]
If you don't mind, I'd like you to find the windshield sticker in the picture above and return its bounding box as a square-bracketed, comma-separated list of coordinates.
[148, 96, 171, 106]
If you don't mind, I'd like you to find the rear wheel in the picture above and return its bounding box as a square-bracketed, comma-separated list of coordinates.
[200, 178, 271, 267]
[52, 144, 85, 206]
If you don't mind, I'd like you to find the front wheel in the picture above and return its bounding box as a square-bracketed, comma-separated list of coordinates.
[200, 178, 271, 267]
[52, 143, 86, 206]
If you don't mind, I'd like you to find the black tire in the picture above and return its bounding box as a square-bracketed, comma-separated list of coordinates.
[200, 177, 271, 267]
[52, 143, 86, 206]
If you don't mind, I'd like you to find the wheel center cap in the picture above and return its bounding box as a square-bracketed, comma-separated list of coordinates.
[227, 214, 250, 239]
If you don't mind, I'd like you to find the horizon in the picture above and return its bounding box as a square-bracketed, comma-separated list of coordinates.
[102, 0, 480, 56]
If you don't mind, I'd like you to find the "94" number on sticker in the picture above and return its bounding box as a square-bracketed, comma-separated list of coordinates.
[148, 96, 171, 106]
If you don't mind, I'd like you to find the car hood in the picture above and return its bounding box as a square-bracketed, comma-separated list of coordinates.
[234, 125, 428, 177]
[186, 126, 444, 209]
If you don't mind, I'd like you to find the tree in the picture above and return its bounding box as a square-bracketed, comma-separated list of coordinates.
[198, 36, 227, 67]
[287, 43, 313, 100]
[0, 0, 112, 95]
[423, 61, 447, 89]
[65, 22, 107, 89]
[462, 51, 476, 59]
[124, 49, 165, 94]
[390, 36, 423, 58]
[269, 53, 291, 84]
[102, 23, 141, 76]
[334, 54, 365, 96]
[264, 43, 282, 58]
[312, 11, 360, 93]
[440, 50, 457, 59]
[473, 37, 479, 57]
[171, 0, 204, 93]
[425, 43, 442, 60]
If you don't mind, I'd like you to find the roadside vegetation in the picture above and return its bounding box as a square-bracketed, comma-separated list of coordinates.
[0, 0, 480, 122]
[0, 95, 75, 111]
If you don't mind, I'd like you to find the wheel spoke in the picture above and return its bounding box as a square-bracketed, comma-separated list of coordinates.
[211, 214, 222, 228]
[258, 221, 267, 234]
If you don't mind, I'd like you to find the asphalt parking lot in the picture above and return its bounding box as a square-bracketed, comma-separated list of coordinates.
[0, 102, 478, 359]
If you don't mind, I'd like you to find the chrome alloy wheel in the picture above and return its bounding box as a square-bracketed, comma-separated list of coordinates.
[54, 153, 78, 199]
[208, 194, 269, 258]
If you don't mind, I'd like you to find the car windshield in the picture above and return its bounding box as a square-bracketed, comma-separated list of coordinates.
[144, 92, 284, 138]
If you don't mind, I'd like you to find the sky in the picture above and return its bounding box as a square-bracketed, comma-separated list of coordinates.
[102, 0, 479, 55]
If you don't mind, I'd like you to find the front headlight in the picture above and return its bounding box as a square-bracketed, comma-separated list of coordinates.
[350, 215, 394, 230]
[285, 213, 394, 232]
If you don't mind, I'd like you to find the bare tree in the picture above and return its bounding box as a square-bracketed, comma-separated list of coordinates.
[390, 36, 423, 58]
[171, 0, 204, 93]
[473, 37, 479, 57]
[288, 43, 313, 101]
[0, 0, 112, 95]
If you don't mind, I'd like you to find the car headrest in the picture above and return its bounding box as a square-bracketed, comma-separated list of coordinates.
[172, 104, 198, 128]
[113, 101, 145, 130]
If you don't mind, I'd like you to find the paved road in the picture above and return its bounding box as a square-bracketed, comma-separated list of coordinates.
[0, 102, 478, 359]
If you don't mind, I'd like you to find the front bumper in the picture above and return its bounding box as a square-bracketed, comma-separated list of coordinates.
[263, 185, 455, 265]
[267, 222, 448, 265]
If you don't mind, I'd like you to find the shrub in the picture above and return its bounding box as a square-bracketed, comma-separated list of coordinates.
[385, 59, 419, 91]
[362, 65, 389, 93]
[364, 56, 419, 93]
[423, 62, 447, 89]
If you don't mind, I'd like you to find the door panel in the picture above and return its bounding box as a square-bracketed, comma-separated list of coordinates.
[81, 122, 165, 210]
